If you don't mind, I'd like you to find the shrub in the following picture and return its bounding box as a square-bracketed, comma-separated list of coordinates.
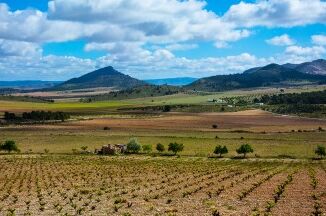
[127, 138, 141, 153]
[0, 140, 19, 153]
[214, 145, 228, 157]
[162, 105, 171, 112]
[168, 142, 184, 155]
[156, 143, 165, 152]
[315, 145, 326, 158]
[103, 127, 110, 130]
[81, 146, 88, 151]
[212, 124, 218, 129]
[142, 145, 152, 153]
[236, 144, 254, 158]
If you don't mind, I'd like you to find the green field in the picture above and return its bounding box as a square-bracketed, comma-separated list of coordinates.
[0, 128, 325, 158]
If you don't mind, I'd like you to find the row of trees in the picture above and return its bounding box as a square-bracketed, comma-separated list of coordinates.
[126, 139, 184, 155]
[256, 90, 326, 105]
[214, 144, 254, 158]
[214, 144, 326, 159]
[4, 111, 70, 122]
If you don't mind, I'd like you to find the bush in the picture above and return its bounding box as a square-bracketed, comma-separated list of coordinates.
[212, 124, 218, 129]
[127, 138, 141, 153]
[315, 145, 326, 158]
[168, 142, 184, 155]
[236, 144, 254, 158]
[156, 143, 165, 152]
[214, 145, 228, 157]
[0, 140, 19, 153]
[142, 145, 152, 153]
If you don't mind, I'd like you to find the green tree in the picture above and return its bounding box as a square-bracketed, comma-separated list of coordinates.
[236, 144, 254, 158]
[142, 144, 152, 153]
[315, 145, 326, 159]
[214, 145, 228, 157]
[81, 146, 88, 151]
[0, 140, 19, 153]
[127, 138, 141, 154]
[168, 142, 184, 155]
[156, 143, 165, 153]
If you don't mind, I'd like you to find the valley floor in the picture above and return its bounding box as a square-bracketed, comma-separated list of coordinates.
[1, 109, 325, 158]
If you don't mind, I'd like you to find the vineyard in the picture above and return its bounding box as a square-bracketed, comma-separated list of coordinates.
[0, 155, 325, 216]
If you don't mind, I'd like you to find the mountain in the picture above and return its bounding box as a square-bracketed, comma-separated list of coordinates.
[186, 63, 326, 92]
[291, 59, 326, 75]
[144, 77, 198, 86]
[0, 80, 62, 89]
[52, 66, 146, 90]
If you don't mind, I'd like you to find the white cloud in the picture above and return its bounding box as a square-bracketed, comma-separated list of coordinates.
[0, 55, 95, 81]
[47, 0, 250, 45]
[312, 35, 326, 46]
[266, 34, 295, 46]
[223, 0, 326, 28]
[0, 39, 42, 57]
[281, 45, 326, 63]
[165, 43, 198, 51]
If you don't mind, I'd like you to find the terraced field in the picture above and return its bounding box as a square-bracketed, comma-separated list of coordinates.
[0, 155, 325, 216]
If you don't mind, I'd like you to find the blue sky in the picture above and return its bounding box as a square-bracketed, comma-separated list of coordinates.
[0, 0, 326, 80]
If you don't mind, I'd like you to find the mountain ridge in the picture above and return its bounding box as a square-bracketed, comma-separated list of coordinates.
[51, 66, 146, 90]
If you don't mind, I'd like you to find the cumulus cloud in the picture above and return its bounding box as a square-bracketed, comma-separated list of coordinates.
[47, 0, 250, 45]
[0, 39, 42, 57]
[223, 0, 326, 27]
[312, 35, 326, 46]
[164, 43, 198, 51]
[266, 34, 295, 46]
[281, 45, 326, 63]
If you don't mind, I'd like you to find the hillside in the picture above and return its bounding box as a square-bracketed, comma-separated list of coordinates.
[186, 63, 326, 92]
[0, 80, 62, 89]
[292, 59, 326, 75]
[52, 66, 145, 91]
[81, 84, 180, 102]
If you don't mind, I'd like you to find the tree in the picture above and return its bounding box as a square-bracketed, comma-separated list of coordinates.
[168, 142, 184, 155]
[236, 144, 254, 158]
[127, 138, 141, 153]
[315, 145, 326, 159]
[81, 146, 88, 152]
[214, 145, 228, 157]
[142, 145, 152, 153]
[156, 143, 165, 153]
[0, 140, 19, 153]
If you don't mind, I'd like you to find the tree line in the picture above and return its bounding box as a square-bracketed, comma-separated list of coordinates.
[255, 90, 326, 105]
[4, 111, 70, 122]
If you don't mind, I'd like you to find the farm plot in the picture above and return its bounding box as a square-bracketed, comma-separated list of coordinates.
[0, 155, 324, 216]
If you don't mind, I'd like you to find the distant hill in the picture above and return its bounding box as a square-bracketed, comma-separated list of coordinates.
[144, 77, 198, 86]
[186, 63, 326, 92]
[0, 80, 62, 89]
[81, 84, 180, 102]
[52, 66, 145, 91]
[290, 59, 326, 75]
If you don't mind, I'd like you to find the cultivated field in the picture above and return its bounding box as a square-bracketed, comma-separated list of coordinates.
[1, 110, 326, 158]
[0, 155, 325, 216]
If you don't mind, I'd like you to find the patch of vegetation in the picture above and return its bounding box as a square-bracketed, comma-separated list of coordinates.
[81, 85, 180, 102]
[0, 140, 20, 153]
[4, 111, 70, 122]
[0, 95, 54, 103]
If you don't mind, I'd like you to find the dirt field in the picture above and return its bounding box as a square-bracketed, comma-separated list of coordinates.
[62, 109, 326, 132]
[1, 109, 326, 157]
[0, 155, 324, 216]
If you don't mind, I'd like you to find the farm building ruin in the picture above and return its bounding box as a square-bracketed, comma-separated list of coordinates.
[96, 144, 127, 155]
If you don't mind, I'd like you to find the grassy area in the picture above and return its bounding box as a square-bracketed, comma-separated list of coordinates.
[1, 129, 325, 158]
